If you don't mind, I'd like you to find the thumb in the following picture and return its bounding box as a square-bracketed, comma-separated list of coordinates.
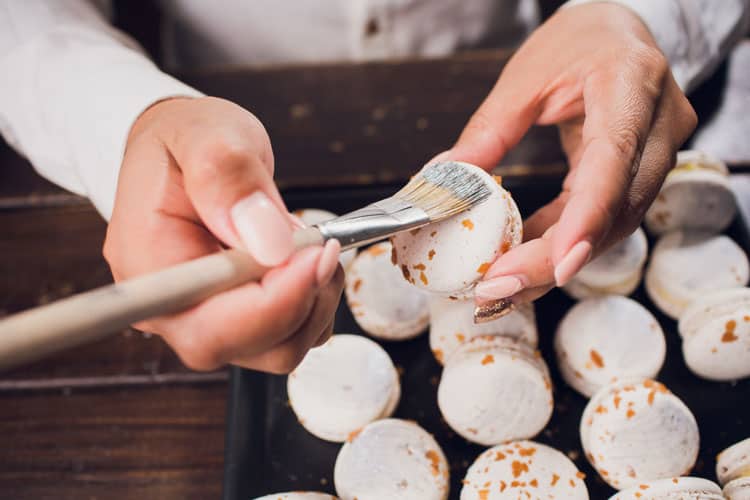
[447, 71, 543, 170]
[176, 137, 294, 267]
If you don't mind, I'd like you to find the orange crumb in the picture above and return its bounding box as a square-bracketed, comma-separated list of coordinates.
[590, 349, 604, 368]
[461, 219, 475, 230]
[672, 478, 679, 484]
[493, 174, 503, 186]
[722, 320, 738, 342]
[368, 245, 387, 256]
[635, 493, 642, 498]
[476, 262, 491, 274]
[481, 354, 495, 365]
[499, 480, 507, 492]
[744, 315, 750, 322]
[529, 479, 538, 487]
[428, 249, 436, 260]
[576, 472, 586, 479]
[495, 451, 506, 461]
[600, 469, 609, 477]
[413, 263, 426, 270]
[626, 409, 636, 419]
[501, 240, 512, 253]
[595, 405, 608, 414]
[711, 347, 718, 353]
[639, 484, 649, 490]
[569, 479, 575, 487]
[518, 446, 536, 457]
[456, 333, 466, 343]
[347, 429, 362, 442]
[477, 490, 489, 500]
[419, 271, 429, 286]
[425, 450, 441, 477]
[352, 279, 362, 293]
[511, 460, 529, 478]
[433, 349, 444, 363]
[551, 474, 560, 486]
[574, 370, 583, 379]
[613, 396, 622, 409]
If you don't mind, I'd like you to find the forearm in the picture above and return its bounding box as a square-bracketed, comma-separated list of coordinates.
[0, 0, 203, 219]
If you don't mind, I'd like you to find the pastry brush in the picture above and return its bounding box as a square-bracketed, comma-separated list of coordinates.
[0, 161, 490, 371]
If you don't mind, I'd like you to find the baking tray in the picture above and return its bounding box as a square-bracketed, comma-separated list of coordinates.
[222, 175, 750, 500]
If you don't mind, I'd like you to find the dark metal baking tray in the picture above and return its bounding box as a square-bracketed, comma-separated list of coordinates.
[223, 175, 750, 500]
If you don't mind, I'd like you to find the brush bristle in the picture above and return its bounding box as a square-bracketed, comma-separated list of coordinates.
[394, 161, 492, 221]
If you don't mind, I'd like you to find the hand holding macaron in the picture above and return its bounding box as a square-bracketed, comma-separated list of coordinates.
[438, 2, 697, 309]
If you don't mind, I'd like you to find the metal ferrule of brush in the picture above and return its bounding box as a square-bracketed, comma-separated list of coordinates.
[315, 196, 430, 251]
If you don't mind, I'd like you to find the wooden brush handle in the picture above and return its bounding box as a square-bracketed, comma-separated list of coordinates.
[0, 228, 325, 372]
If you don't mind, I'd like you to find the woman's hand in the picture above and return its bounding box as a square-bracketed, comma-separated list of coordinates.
[105, 96, 343, 373]
[443, 2, 697, 307]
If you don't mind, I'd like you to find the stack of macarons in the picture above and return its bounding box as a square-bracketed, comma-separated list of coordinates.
[717, 437, 750, 499]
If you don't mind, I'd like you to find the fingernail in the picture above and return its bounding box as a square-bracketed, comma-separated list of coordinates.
[230, 191, 294, 267]
[316, 239, 341, 286]
[474, 275, 524, 302]
[554, 240, 593, 286]
[288, 213, 307, 230]
[473, 298, 516, 324]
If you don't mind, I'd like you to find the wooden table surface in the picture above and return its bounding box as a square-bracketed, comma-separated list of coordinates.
[0, 44, 737, 498]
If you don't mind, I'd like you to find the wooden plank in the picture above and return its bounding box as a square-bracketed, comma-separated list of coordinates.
[0, 383, 226, 500]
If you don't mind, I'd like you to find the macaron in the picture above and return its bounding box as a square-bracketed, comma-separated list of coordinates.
[717, 437, 750, 499]
[334, 418, 449, 500]
[645, 150, 736, 235]
[608, 477, 723, 500]
[555, 295, 666, 398]
[563, 228, 648, 300]
[293, 208, 356, 269]
[345, 241, 430, 340]
[255, 494, 338, 500]
[438, 336, 553, 446]
[645, 230, 749, 319]
[580, 379, 699, 490]
[678, 287, 750, 381]
[287, 334, 400, 442]
[460, 440, 589, 500]
[391, 162, 522, 297]
[428, 296, 538, 365]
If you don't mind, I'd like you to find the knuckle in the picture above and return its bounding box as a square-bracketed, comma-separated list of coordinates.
[610, 126, 642, 165]
[172, 333, 223, 372]
[192, 139, 256, 181]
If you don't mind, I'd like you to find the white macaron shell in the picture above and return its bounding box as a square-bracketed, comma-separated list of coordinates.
[345, 241, 430, 340]
[460, 440, 588, 500]
[555, 296, 666, 398]
[438, 336, 553, 446]
[287, 335, 400, 442]
[334, 419, 449, 500]
[645, 150, 735, 235]
[645, 231, 749, 319]
[564, 270, 643, 301]
[428, 297, 537, 365]
[574, 228, 648, 289]
[254, 494, 338, 500]
[725, 477, 750, 500]
[717, 437, 750, 486]
[581, 379, 699, 490]
[608, 477, 723, 500]
[682, 311, 750, 380]
[391, 163, 522, 296]
[294, 208, 356, 269]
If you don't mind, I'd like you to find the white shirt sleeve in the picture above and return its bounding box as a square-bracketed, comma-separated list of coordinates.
[565, 0, 750, 92]
[0, 0, 204, 220]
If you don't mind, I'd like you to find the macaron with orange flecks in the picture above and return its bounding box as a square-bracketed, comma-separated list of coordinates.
[334, 419, 449, 500]
[428, 297, 537, 365]
[438, 336, 553, 446]
[717, 437, 750, 500]
[580, 379, 699, 490]
[345, 241, 430, 340]
[391, 162, 522, 298]
[608, 477, 723, 500]
[460, 440, 588, 499]
[555, 295, 666, 398]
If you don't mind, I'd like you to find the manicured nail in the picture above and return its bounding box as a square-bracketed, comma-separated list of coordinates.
[473, 298, 515, 324]
[230, 191, 294, 267]
[316, 239, 341, 286]
[474, 275, 524, 302]
[554, 240, 593, 286]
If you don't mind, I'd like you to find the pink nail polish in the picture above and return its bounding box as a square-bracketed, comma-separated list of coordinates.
[230, 191, 294, 267]
[474, 275, 524, 302]
[316, 239, 341, 286]
[554, 240, 593, 286]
